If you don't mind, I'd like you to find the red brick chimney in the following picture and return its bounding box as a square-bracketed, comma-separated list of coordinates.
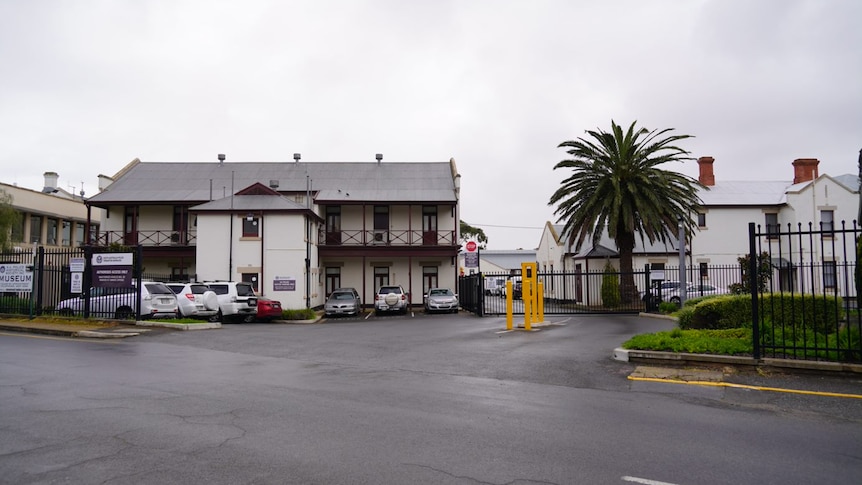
[697, 156, 715, 186]
[792, 158, 820, 184]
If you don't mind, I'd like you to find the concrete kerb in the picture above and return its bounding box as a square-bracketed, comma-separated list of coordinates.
[134, 320, 222, 331]
[628, 311, 862, 374]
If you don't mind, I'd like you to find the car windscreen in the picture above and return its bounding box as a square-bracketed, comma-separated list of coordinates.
[236, 284, 255, 296]
[333, 292, 355, 300]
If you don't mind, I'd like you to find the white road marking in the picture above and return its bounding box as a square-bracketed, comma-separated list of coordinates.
[622, 476, 679, 485]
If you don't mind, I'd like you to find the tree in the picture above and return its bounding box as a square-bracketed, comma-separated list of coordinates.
[0, 188, 20, 252]
[549, 120, 704, 303]
[459, 220, 488, 249]
[601, 260, 621, 308]
[729, 252, 772, 294]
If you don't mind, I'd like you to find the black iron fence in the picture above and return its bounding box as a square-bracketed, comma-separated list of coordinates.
[0, 245, 177, 321]
[749, 221, 862, 362]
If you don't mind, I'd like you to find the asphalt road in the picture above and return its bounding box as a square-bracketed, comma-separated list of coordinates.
[1, 312, 860, 484]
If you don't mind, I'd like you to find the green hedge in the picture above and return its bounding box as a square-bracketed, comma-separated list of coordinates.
[678, 293, 844, 333]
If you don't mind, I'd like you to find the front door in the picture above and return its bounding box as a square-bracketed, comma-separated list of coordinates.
[124, 206, 138, 245]
[422, 206, 437, 245]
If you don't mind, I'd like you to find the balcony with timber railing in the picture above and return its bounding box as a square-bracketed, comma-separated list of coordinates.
[93, 230, 197, 247]
[318, 228, 457, 250]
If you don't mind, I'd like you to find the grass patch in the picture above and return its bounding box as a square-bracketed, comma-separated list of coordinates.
[623, 327, 752, 355]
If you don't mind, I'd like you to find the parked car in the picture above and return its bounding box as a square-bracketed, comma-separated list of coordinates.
[640, 280, 683, 306]
[500, 276, 522, 299]
[424, 288, 459, 313]
[205, 281, 258, 322]
[253, 297, 283, 322]
[165, 282, 219, 320]
[56, 281, 178, 320]
[324, 288, 362, 317]
[374, 285, 408, 315]
[663, 283, 729, 305]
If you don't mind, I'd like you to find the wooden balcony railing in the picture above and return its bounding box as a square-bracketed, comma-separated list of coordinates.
[318, 229, 456, 247]
[93, 230, 197, 247]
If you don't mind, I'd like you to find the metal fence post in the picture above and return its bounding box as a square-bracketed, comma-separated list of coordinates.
[749, 222, 760, 360]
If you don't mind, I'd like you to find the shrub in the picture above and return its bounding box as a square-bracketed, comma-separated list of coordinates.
[759, 293, 843, 334]
[689, 295, 753, 330]
[658, 301, 678, 314]
[0, 295, 31, 315]
[676, 305, 696, 329]
[601, 261, 621, 308]
[282, 308, 317, 320]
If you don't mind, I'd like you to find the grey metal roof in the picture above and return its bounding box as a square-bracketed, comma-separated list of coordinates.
[87, 161, 458, 205]
[697, 181, 791, 206]
[478, 250, 537, 271]
[191, 194, 308, 212]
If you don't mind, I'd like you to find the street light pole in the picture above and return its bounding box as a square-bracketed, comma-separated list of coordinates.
[678, 215, 686, 306]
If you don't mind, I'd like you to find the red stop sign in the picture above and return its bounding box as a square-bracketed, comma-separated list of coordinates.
[466, 241, 477, 252]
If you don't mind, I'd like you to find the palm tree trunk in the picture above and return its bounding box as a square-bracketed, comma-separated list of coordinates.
[617, 230, 638, 304]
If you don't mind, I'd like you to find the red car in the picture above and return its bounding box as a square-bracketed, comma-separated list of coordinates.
[248, 297, 283, 322]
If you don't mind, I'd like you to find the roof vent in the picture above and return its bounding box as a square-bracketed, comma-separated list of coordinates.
[218, 154, 225, 165]
[376, 153, 383, 163]
[293, 153, 301, 163]
[269, 180, 279, 189]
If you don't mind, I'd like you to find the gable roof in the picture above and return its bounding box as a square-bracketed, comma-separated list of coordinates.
[87, 159, 459, 206]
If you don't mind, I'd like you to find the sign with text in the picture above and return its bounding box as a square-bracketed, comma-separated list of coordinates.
[0, 264, 33, 292]
[273, 276, 296, 291]
[91, 252, 133, 287]
[464, 240, 479, 268]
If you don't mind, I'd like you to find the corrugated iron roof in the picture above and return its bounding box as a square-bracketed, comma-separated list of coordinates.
[697, 181, 791, 206]
[88, 161, 458, 205]
[191, 194, 308, 212]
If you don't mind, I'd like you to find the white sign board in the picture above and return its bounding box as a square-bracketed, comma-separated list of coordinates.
[71, 272, 83, 293]
[0, 264, 34, 292]
[69, 257, 85, 272]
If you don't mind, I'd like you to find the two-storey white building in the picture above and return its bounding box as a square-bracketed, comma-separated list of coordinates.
[85, 156, 462, 310]
[539, 157, 859, 300]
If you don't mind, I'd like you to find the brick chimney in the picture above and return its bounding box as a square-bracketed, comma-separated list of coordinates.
[792, 158, 819, 184]
[697, 156, 715, 186]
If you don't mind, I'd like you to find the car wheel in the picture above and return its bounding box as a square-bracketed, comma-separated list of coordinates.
[670, 296, 681, 305]
[242, 314, 256, 323]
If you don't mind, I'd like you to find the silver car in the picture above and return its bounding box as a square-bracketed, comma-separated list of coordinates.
[324, 288, 362, 317]
[424, 288, 459, 314]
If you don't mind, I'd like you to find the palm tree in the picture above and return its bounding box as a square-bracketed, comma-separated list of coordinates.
[548, 120, 705, 303]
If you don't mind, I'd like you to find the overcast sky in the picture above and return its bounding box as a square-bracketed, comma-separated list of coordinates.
[1, 0, 860, 250]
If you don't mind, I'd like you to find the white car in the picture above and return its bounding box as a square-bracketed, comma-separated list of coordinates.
[663, 283, 729, 305]
[374, 285, 408, 315]
[205, 281, 258, 322]
[56, 281, 178, 320]
[165, 282, 219, 320]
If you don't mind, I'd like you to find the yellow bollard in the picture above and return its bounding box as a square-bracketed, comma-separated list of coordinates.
[523, 280, 532, 331]
[505, 280, 513, 330]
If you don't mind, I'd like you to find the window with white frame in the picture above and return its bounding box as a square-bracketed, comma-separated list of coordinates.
[823, 261, 837, 290]
[820, 210, 834, 234]
[765, 213, 779, 239]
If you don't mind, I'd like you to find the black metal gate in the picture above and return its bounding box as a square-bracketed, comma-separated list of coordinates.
[461, 268, 650, 316]
[748, 221, 862, 363]
[0, 246, 85, 316]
